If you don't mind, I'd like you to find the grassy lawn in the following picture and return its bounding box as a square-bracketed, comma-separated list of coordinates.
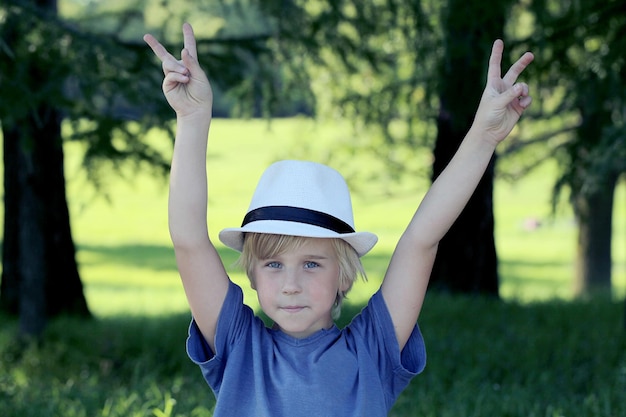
[1, 117, 625, 416]
[62, 117, 625, 314]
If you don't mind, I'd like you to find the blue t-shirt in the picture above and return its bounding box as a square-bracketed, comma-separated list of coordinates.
[187, 280, 426, 417]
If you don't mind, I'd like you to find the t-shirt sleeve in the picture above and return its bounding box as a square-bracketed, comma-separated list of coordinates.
[186, 280, 254, 392]
[348, 289, 427, 402]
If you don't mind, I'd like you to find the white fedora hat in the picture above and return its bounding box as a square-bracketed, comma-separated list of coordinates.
[219, 160, 378, 257]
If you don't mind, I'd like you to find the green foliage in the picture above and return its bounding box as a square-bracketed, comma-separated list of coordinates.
[254, 0, 445, 178]
[0, 0, 278, 190]
[0, 0, 172, 191]
[507, 0, 626, 199]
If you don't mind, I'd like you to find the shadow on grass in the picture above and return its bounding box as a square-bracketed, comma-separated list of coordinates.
[500, 258, 574, 283]
[74, 242, 580, 296]
[1, 292, 625, 417]
[77, 244, 242, 273]
[78, 243, 178, 271]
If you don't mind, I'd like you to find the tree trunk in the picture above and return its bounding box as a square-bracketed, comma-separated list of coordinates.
[430, 118, 499, 294]
[1, 107, 91, 338]
[568, 67, 619, 297]
[0, 0, 90, 338]
[0, 119, 21, 315]
[572, 173, 617, 296]
[428, 0, 511, 295]
[16, 132, 48, 337]
[0, 109, 89, 336]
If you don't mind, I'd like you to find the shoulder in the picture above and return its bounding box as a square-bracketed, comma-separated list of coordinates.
[187, 281, 262, 363]
[346, 290, 427, 375]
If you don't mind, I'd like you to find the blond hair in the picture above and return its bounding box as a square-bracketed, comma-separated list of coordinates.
[238, 233, 366, 319]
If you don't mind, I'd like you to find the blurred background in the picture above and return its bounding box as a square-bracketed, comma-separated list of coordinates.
[1, 1, 625, 416]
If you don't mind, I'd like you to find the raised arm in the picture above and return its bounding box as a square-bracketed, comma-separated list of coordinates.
[381, 40, 534, 350]
[144, 23, 229, 353]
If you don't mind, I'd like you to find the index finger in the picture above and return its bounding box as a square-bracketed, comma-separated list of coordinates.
[503, 51, 534, 85]
[182, 23, 198, 60]
[143, 33, 176, 63]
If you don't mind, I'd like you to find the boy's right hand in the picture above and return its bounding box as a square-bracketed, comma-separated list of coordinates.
[144, 23, 213, 119]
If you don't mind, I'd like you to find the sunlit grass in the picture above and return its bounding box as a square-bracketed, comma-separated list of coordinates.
[54, 117, 626, 316]
[495, 158, 626, 301]
[1, 117, 624, 316]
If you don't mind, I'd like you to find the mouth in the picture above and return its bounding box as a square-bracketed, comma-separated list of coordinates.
[280, 306, 306, 313]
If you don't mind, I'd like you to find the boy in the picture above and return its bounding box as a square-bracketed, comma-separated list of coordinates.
[144, 23, 533, 416]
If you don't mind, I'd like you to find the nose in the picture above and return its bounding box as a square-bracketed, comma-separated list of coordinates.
[281, 270, 302, 295]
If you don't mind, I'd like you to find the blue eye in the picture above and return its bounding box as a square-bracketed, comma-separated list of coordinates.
[304, 261, 319, 269]
[266, 261, 281, 269]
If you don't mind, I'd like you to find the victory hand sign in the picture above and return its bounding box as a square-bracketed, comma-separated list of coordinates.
[472, 39, 534, 144]
[144, 23, 213, 119]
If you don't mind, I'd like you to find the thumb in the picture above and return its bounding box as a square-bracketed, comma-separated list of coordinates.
[499, 83, 532, 110]
[506, 83, 531, 101]
[505, 83, 524, 101]
[509, 83, 532, 109]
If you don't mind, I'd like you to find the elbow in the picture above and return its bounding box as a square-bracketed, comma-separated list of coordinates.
[169, 227, 210, 251]
[170, 236, 213, 259]
[399, 232, 440, 253]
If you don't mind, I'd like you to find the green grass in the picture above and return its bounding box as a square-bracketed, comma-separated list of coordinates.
[58, 117, 625, 313]
[1, 117, 626, 416]
[1, 294, 624, 416]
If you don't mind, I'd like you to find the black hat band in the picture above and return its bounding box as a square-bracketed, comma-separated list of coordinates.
[242, 206, 355, 234]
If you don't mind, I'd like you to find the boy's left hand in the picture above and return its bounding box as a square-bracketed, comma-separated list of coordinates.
[473, 39, 534, 144]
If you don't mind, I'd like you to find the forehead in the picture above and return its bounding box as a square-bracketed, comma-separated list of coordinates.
[295, 237, 336, 254]
[244, 233, 347, 262]
[267, 242, 338, 265]
[257, 234, 336, 256]
[275, 236, 336, 256]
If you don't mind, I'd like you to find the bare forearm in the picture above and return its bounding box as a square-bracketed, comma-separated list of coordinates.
[382, 40, 533, 350]
[404, 128, 497, 247]
[168, 115, 211, 246]
[382, 128, 497, 341]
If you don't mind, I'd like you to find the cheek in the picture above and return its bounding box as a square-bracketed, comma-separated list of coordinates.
[253, 276, 276, 303]
[331, 267, 344, 292]
[256, 290, 271, 310]
[248, 264, 264, 291]
[313, 272, 343, 299]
